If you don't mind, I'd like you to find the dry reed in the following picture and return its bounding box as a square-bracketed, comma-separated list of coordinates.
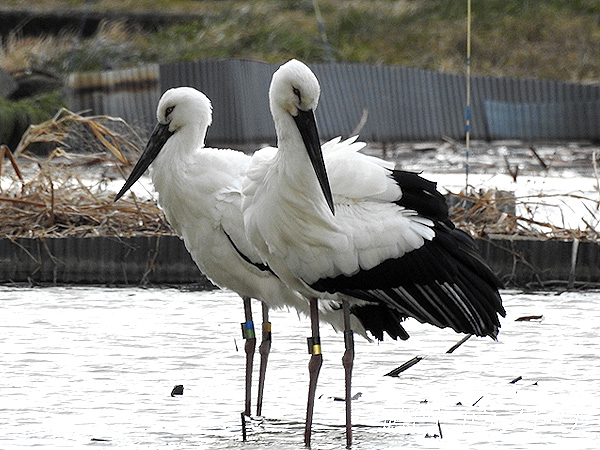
[449, 189, 600, 242]
[0, 109, 172, 239]
[1, 110, 598, 242]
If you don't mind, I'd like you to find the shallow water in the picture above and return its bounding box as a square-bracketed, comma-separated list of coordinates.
[1, 286, 599, 449]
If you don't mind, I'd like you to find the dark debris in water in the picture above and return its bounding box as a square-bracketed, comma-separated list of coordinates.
[425, 433, 441, 438]
[515, 315, 544, 322]
[510, 375, 523, 384]
[171, 384, 184, 397]
[384, 356, 423, 377]
[425, 421, 443, 439]
[332, 392, 363, 402]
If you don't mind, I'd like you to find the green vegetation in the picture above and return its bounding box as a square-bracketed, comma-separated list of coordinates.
[0, 91, 63, 150]
[1, 0, 600, 81]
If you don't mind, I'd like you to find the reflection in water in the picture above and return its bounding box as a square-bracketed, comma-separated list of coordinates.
[0, 287, 599, 449]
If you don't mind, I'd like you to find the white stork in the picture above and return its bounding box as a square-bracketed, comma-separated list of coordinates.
[242, 59, 506, 446]
[113, 87, 407, 420]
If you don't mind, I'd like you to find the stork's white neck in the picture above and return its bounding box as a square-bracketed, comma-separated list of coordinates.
[150, 123, 204, 202]
[269, 108, 335, 226]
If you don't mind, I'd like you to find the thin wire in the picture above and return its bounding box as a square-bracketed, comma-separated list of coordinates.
[465, 0, 472, 192]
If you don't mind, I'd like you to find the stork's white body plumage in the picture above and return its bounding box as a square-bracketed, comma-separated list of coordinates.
[242, 60, 415, 296]
[243, 60, 504, 339]
[242, 59, 505, 446]
[151, 143, 296, 309]
[114, 87, 384, 421]
[116, 87, 369, 332]
[245, 135, 435, 289]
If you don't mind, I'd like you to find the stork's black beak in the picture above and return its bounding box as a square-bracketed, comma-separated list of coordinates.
[114, 122, 174, 202]
[293, 109, 335, 215]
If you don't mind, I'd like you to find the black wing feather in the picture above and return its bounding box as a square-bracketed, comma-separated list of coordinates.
[310, 170, 505, 340]
[391, 170, 449, 222]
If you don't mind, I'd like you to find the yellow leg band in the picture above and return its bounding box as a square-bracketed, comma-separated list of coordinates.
[307, 337, 321, 354]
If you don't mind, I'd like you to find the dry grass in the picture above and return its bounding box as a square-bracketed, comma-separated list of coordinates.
[0, 109, 172, 239]
[0, 20, 145, 74]
[0, 32, 73, 73]
[1, 111, 598, 242]
[449, 189, 600, 242]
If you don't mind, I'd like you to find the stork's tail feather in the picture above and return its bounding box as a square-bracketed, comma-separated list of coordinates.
[350, 303, 409, 341]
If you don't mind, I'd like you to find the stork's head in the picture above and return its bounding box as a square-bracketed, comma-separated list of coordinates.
[269, 59, 320, 118]
[269, 59, 334, 215]
[157, 87, 212, 133]
[114, 87, 212, 202]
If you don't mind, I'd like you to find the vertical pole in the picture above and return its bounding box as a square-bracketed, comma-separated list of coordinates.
[568, 238, 580, 290]
[465, 0, 472, 191]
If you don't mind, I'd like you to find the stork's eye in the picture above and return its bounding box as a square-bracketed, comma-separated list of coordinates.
[292, 87, 302, 104]
[165, 106, 175, 117]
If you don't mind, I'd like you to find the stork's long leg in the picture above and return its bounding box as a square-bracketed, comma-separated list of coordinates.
[242, 296, 256, 417]
[256, 303, 271, 417]
[305, 297, 323, 446]
[342, 300, 354, 448]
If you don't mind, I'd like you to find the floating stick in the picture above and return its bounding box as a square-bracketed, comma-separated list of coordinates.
[515, 315, 543, 322]
[384, 356, 423, 377]
[510, 376, 522, 384]
[446, 334, 472, 354]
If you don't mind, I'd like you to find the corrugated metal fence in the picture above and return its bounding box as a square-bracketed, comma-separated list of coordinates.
[2, 235, 599, 288]
[65, 58, 600, 144]
[65, 64, 161, 130]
